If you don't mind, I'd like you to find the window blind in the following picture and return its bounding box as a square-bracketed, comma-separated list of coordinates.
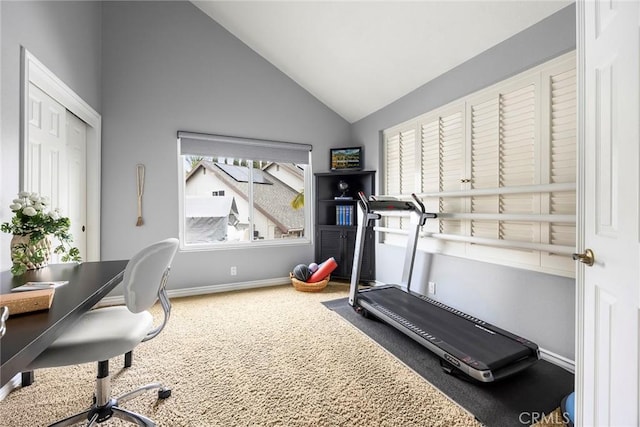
[178, 131, 312, 164]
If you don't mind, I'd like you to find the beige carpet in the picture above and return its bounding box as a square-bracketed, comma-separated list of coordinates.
[0, 283, 481, 426]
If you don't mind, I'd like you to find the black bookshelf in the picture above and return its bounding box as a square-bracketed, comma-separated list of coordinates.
[314, 170, 375, 281]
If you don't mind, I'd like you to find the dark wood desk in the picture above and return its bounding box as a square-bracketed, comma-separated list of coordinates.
[0, 261, 128, 386]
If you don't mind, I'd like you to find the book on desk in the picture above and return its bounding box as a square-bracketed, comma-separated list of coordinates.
[0, 287, 56, 316]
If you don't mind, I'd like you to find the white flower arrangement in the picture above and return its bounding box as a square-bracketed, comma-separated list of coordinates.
[2, 192, 81, 275]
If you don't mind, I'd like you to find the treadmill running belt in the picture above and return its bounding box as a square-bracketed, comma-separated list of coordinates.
[358, 286, 532, 370]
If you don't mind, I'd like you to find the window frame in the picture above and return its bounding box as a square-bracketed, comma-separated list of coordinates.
[177, 133, 313, 251]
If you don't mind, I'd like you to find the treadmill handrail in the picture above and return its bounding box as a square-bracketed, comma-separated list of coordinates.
[349, 192, 437, 305]
[358, 191, 424, 215]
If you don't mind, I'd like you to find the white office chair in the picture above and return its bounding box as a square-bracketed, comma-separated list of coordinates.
[27, 238, 179, 427]
[0, 306, 8, 338]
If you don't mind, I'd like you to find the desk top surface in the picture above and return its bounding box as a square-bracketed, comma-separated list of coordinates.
[1, 260, 128, 385]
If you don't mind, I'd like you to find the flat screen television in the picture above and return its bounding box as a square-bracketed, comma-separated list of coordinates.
[330, 147, 363, 171]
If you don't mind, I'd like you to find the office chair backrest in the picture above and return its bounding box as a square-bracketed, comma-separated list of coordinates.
[122, 238, 179, 313]
[0, 306, 8, 338]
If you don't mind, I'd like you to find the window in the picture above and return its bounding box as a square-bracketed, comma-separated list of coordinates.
[382, 52, 576, 277]
[178, 132, 312, 248]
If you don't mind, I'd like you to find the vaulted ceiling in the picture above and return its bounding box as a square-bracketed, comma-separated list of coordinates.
[193, 1, 572, 123]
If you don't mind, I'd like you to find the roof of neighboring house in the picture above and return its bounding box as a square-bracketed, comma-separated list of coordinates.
[262, 162, 304, 178]
[186, 160, 303, 233]
[217, 163, 272, 184]
[185, 195, 239, 222]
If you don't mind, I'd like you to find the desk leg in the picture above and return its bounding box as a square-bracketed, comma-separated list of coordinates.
[21, 371, 34, 387]
[124, 351, 132, 368]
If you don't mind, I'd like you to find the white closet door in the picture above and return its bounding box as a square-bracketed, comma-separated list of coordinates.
[26, 82, 87, 261]
[66, 112, 87, 259]
[27, 82, 68, 210]
[578, 0, 640, 425]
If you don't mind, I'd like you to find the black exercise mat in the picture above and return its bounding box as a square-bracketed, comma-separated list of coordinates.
[323, 297, 574, 427]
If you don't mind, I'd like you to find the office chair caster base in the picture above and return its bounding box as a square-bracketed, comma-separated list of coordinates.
[48, 398, 157, 427]
[48, 383, 171, 426]
[158, 387, 171, 399]
[90, 398, 117, 424]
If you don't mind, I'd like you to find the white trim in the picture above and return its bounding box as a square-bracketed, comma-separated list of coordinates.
[179, 237, 313, 252]
[0, 374, 21, 401]
[177, 138, 186, 247]
[98, 277, 290, 307]
[539, 348, 575, 374]
[21, 48, 101, 261]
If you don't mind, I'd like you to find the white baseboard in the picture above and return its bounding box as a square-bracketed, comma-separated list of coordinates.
[0, 374, 21, 401]
[98, 277, 290, 307]
[539, 348, 575, 373]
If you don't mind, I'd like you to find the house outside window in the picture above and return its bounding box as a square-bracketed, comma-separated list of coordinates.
[178, 132, 311, 248]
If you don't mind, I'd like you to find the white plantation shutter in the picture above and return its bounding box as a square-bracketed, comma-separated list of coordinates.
[384, 127, 416, 195]
[498, 84, 537, 243]
[470, 98, 500, 239]
[548, 68, 576, 247]
[385, 133, 401, 195]
[384, 127, 416, 230]
[384, 132, 401, 231]
[421, 119, 440, 233]
[399, 128, 416, 229]
[400, 128, 416, 194]
[438, 111, 464, 234]
[381, 52, 576, 276]
[470, 84, 538, 245]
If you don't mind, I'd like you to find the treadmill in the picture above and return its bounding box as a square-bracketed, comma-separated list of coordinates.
[348, 193, 540, 382]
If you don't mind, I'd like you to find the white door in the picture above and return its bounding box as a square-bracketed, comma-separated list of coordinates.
[26, 82, 87, 260]
[578, 0, 639, 426]
[66, 112, 87, 258]
[26, 82, 68, 209]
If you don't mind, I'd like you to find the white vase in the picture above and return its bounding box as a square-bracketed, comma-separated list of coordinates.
[10, 234, 52, 270]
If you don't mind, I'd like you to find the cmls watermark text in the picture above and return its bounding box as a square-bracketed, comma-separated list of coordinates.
[519, 411, 571, 425]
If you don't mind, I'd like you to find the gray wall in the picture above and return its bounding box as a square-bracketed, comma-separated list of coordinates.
[351, 4, 576, 360]
[0, 1, 102, 270]
[100, 1, 350, 288]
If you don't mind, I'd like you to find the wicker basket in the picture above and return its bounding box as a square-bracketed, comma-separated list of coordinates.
[290, 273, 329, 292]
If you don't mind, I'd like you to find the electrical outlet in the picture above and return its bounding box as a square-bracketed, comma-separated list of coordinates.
[230, 266, 237, 276]
[428, 281, 436, 295]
